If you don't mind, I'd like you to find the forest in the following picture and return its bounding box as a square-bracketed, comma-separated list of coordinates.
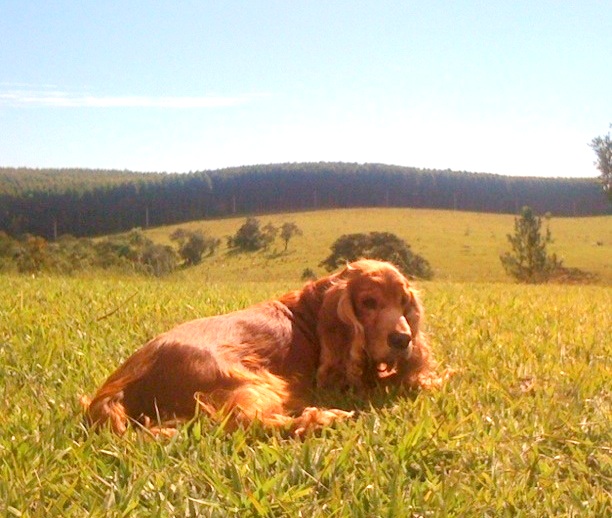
[0, 163, 608, 239]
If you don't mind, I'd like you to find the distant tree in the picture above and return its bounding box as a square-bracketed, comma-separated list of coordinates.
[15, 234, 49, 273]
[228, 218, 273, 251]
[0, 231, 16, 258]
[0, 231, 18, 271]
[1, 226, 186, 276]
[208, 237, 221, 255]
[169, 228, 189, 243]
[261, 222, 278, 250]
[170, 228, 219, 265]
[117, 228, 148, 262]
[320, 231, 433, 279]
[141, 243, 178, 277]
[280, 222, 303, 251]
[50, 234, 96, 274]
[500, 206, 562, 283]
[93, 239, 131, 270]
[301, 267, 317, 281]
[590, 125, 612, 200]
[91, 228, 178, 276]
[186, 232, 215, 263]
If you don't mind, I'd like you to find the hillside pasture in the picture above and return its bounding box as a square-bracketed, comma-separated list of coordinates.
[1, 271, 610, 516]
[145, 208, 612, 284]
[1, 208, 610, 515]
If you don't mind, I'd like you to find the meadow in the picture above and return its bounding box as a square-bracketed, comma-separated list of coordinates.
[1, 208, 610, 516]
[146, 207, 612, 284]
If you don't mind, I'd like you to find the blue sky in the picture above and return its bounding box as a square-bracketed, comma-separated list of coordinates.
[1, 1, 610, 177]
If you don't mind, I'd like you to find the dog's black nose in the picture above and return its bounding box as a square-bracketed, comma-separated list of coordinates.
[388, 331, 412, 350]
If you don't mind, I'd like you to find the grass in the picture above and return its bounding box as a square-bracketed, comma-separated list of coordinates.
[1, 273, 610, 516]
[1, 208, 610, 516]
[146, 207, 612, 284]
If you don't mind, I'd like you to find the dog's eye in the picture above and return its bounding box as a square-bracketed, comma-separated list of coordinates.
[362, 297, 378, 310]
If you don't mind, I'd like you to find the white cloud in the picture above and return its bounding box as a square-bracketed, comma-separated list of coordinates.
[0, 88, 259, 108]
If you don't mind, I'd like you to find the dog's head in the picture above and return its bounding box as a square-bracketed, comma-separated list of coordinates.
[316, 259, 424, 388]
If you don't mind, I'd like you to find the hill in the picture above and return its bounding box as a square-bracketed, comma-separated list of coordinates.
[1, 163, 608, 239]
[145, 208, 611, 284]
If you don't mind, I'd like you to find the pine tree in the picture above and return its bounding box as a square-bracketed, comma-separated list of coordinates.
[500, 206, 561, 283]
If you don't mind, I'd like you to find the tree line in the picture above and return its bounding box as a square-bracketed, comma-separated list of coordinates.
[0, 163, 608, 239]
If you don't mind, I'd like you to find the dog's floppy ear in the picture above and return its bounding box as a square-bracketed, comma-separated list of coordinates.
[406, 286, 424, 336]
[398, 285, 437, 388]
[316, 276, 366, 389]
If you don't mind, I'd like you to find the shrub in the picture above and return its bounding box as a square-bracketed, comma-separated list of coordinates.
[46, 235, 96, 274]
[0, 231, 17, 257]
[320, 231, 433, 279]
[301, 267, 317, 281]
[228, 218, 275, 252]
[0, 231, 18, 271]
[2, 228, 182, 276]
[93, 229, 178, 276]
[170, 228, 220, 265]
[141, 243, 178, 277]
[15, 234, 50, 273]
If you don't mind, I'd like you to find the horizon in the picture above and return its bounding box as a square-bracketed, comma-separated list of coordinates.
[1, 1, 610, 178]
[0, 161, 603, 181]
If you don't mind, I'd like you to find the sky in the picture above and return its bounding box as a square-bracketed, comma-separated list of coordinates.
[0, 1, 610, 178]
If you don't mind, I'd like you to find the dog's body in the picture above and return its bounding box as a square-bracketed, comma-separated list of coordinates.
[82, 260, 449, 436]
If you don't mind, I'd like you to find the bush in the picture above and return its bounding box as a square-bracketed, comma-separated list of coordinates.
[141, 243, 178, 277]
[91, 229, 179, 276]
[0, 231, 18, 271]
[15, 235, 50, 273]
[0, 231, 17, 257]
[56, 235, 98, 270]
[228, 218, 276, 252]
[2, 228, 182, 277]
[228, 219, 303, 253]
[320, 231, 433, 279]
[301, 267, 317, 281]
[170, 228, 220, 266]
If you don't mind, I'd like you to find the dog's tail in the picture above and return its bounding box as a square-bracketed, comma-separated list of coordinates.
[80, 342, 160, 435]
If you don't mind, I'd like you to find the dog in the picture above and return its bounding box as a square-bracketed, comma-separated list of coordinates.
[81, 259, 450, 436]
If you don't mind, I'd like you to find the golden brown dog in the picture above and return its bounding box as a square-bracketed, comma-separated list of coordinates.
[81, 259, 450, 436]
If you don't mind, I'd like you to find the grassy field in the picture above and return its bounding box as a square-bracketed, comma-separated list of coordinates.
[1, 208, 611, 516]
[146, 207, 612, 284]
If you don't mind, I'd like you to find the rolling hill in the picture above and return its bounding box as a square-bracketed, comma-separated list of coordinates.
[144, 207, 611, 285]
